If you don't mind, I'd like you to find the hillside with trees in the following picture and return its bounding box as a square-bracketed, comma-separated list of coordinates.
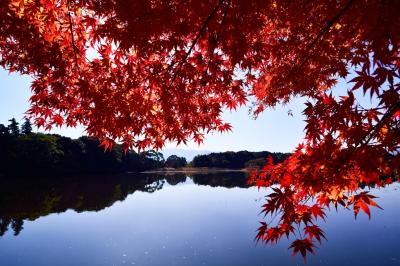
[191, 151, 290, 169]
[0, 119, 166, 175]
[1, 118, 285, 175]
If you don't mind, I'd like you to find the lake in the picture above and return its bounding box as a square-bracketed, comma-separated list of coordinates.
[0, 173, 399, 266]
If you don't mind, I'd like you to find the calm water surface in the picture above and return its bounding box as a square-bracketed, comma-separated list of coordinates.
[0, 173, 399, 266]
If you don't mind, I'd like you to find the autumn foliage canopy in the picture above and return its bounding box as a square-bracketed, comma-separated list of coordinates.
[1, 0, 399, 260]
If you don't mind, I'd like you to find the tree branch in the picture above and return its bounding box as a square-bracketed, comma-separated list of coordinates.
[356, 101, 400, 148]
[203, 0, 231, 77]
[67, 1, 82, 78]
[167, 0, 226, 88]
[305, 0, 356, 55]
[277, 0, 356, 95]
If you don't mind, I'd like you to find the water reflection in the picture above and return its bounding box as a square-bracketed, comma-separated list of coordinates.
[0, 172, 248, 237]
[0, 173, 399, 266]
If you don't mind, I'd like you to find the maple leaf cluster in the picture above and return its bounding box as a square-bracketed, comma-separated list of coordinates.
[1, 0, 399, 259]
[246, 0, 399, 258]
[1, 0, 249, 150]
[1, 0, 398, 149]
[249, 154, 388, 260]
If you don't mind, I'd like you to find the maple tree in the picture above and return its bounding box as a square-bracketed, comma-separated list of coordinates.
[1, 0, 399, 260]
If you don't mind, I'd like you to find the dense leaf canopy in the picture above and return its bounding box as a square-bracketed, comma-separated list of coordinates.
[1, 0, 399, 260]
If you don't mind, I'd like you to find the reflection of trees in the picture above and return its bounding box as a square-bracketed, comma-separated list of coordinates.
[11, 219, 24, 236]
[190, 172, 249, 188]
[0, 174, 166, 236]
[0, 218, 23, 236]
[164, 174, 187, 186]
[0, 218, 11, 236]
[0, 172, 248, 236]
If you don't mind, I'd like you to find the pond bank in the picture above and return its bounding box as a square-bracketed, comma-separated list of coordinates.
[140, 167, 250, 174]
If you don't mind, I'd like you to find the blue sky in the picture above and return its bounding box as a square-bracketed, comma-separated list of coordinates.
[0, 69, 306, 153]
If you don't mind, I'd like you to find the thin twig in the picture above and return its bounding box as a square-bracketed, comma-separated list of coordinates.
[177, 0, 191, 8]
[356, 101, 400, 148]
[67, 1, 82, 78]
[296, 222, 303, 238]
[203, 0, 231, 79]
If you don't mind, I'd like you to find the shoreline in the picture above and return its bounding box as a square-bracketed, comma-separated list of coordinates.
[140, 167, 251, 174]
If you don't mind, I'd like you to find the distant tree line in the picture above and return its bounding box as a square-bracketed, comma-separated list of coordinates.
[191, 151, 291, 169]
[0, 118, 290, 175]
[0, 118, 181, 175]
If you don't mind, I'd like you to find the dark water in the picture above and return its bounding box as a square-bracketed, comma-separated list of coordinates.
[0, 173, 399, 266]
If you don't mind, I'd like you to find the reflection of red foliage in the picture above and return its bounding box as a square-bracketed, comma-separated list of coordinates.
[289, 239, 315, 262]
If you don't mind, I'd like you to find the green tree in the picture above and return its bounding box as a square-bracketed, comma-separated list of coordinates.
[78, 136, 124, 173]
[7, 118, 19, 137]
[15, 133, 64, 172]
[165, 155, 187, 168]
[141, 150, 165, 169]
[0, 124, 9, 136]
[21, 118, 33, 135]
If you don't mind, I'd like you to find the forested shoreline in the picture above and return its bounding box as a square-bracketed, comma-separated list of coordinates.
[191, 151, 290, 169]
[0, 118, 167, 175]
[0, 118, 289, 176]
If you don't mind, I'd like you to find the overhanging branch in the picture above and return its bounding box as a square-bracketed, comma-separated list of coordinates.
[167, 0, 226, 88]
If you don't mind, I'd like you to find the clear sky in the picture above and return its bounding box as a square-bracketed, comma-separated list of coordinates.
[0, 69, 306, 153]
